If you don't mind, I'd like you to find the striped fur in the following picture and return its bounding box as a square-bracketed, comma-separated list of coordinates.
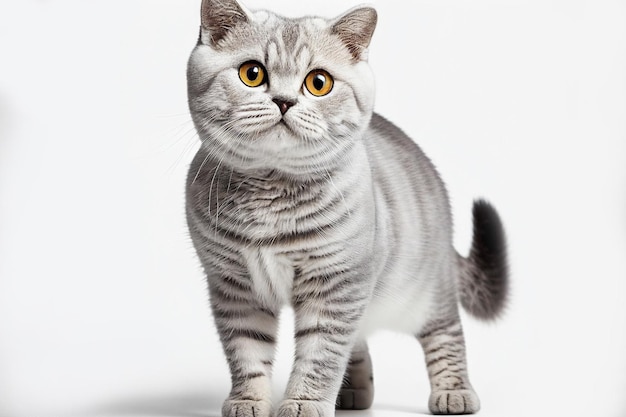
[186, 1, 508, 416]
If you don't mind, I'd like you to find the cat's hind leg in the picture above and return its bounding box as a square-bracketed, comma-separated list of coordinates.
[335, 340, 374, 410]
[417, 314, 480, 415]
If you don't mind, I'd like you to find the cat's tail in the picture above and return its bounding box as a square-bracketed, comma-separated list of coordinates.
[458, 199, 509, 320]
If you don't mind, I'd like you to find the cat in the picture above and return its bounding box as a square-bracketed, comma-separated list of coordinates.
[185, 0, 509, 416]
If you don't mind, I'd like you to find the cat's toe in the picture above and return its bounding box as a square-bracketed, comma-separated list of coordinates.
[335, 386, 374, 410]
[428, 389, 480, 415]
[276, 400, 332, 417]
[223, 399, 271, 417]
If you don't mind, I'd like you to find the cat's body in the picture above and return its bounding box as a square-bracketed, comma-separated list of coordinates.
[186, 1, 508, 416]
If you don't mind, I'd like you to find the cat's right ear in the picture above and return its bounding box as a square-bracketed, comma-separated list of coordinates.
[199, 0, 252, 47]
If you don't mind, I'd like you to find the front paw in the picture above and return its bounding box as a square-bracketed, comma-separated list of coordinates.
[223, 399, 272, 417]
[428, 389, 480, 415]
[276, 399, 333, 417]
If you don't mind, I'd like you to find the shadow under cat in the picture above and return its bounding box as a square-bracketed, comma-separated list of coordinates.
[81, 390, 223, 417]
[79, 390, 430, 417]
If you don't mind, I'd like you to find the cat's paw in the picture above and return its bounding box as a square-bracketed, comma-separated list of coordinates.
[276, 399, 332, 417]
[223, 399, 272, 417]
[428, 389, 480, 415]
[335, 386, 374, 410]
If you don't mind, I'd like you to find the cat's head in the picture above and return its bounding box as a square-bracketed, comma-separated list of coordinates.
[187, 0, 377, 177]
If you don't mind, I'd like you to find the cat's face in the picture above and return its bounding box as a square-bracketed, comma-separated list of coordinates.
[187, 0, 377, 177]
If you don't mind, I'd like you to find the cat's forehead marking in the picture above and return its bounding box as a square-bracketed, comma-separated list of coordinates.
[281, 22, 300, 52]
[263, 20, 311, 73]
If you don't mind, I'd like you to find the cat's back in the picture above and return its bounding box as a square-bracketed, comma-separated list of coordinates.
[368, 113, 429, 164]
[365, 113, 451, 225]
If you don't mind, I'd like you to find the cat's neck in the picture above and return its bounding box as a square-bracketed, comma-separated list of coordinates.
[195, 136, 370, 187]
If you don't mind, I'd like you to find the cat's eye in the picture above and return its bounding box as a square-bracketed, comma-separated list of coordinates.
[239, 61, 267, 88]
[304, 69, 334, 97]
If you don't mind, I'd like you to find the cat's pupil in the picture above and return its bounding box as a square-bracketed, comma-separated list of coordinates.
[313, 74, 325, 91]
[247, 66, 260, 81]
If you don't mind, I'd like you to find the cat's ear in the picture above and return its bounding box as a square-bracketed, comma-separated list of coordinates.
[331, 6, 378, 61]
[200, 0, 252, 47]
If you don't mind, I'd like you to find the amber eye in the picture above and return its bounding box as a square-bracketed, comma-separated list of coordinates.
[304, 69, 334, 97]
[239, 61, 266, 87]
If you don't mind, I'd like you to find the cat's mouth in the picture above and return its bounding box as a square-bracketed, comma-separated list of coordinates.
[229, 112, 315, 143]
[229, 115, 296, 139]
[274, 118, 298, 137]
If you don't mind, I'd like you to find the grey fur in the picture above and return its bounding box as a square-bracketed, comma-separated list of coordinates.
[185, 1, 509, 416]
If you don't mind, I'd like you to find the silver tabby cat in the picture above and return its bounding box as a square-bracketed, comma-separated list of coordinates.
[185, 1, 508, 416]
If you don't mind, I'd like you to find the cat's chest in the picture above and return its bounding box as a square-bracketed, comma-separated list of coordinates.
[240, 246, 295, 307]
[210, 173, 344, 241]
[224, 178, 317, 218]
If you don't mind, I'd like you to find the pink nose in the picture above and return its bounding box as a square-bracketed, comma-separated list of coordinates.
[272, 98, 295, 115]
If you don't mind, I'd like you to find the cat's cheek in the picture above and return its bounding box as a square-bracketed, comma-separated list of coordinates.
[187, 47, 225, 87]
[316, 90, 363, 131]
[344, 63, 376, 114]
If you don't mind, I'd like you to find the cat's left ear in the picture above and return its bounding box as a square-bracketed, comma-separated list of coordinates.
[331, 6, 378, 61]
[199, 0, 253, 47]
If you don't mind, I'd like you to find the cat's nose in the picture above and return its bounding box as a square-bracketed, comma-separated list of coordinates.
[272, 97, 296, 115]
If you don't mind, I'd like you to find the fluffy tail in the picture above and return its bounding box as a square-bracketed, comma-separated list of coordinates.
[458, 199, 509, 320]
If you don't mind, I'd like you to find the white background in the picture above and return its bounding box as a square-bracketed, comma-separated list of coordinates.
[1, 0, 625, 416]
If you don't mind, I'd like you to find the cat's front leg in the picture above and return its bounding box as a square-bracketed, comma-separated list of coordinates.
[208, 280, 279, 417]
[276, 274, 370, 417]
